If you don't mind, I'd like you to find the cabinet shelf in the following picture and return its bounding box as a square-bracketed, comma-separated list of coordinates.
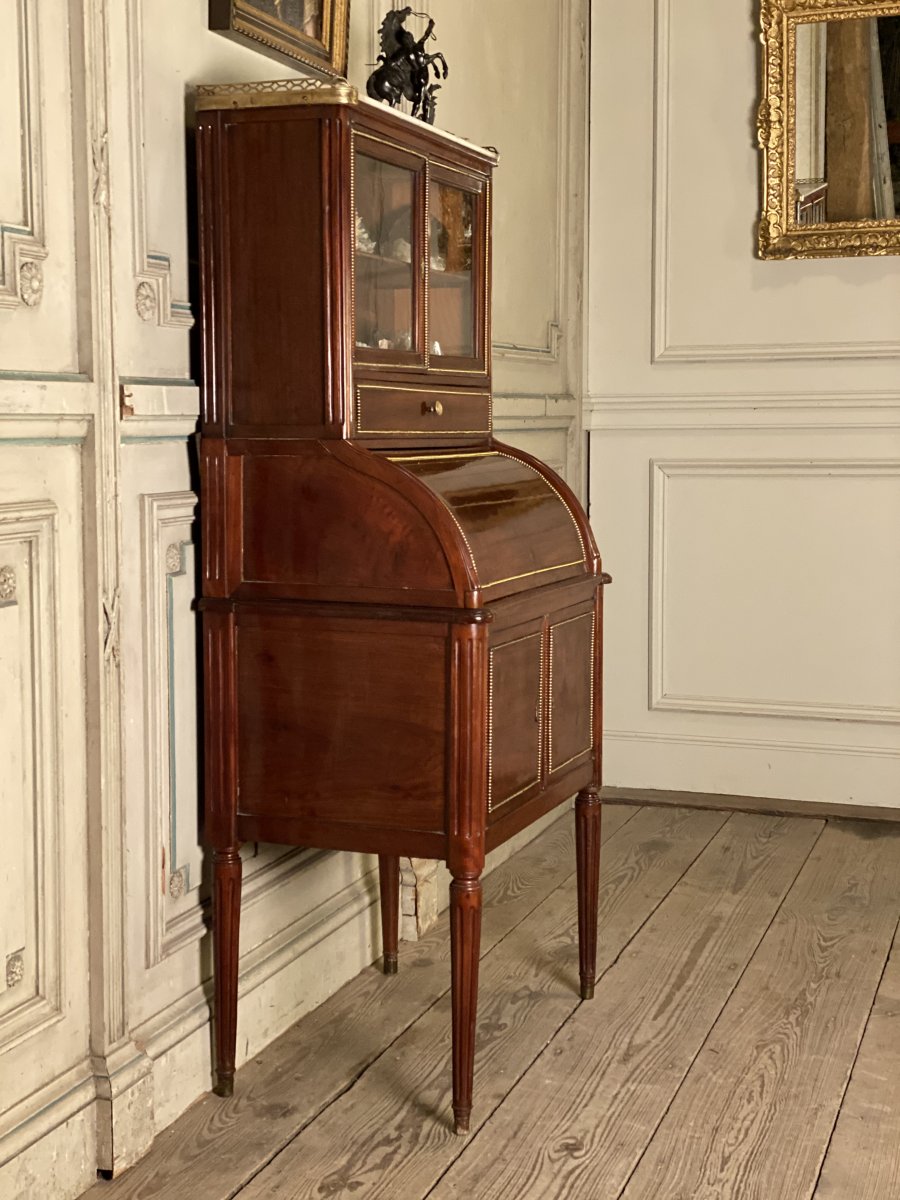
[355, 250, 472, 290]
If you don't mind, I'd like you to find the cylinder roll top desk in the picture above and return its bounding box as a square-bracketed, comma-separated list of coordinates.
[195, 78, 608, 1136]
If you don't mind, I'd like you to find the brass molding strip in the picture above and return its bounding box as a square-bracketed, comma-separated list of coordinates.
[196, 78, 358, 111]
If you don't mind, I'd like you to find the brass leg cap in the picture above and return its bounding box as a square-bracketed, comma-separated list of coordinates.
[383, 956, 398, 975]
[454, 1110, 471, 1137]
[581, 981, 595, 1001]
[214, 1076, 234, 1098]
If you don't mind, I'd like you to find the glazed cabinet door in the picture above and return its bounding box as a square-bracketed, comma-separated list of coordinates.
[353, 133, 427, 369]
[427, 166, 489, 377]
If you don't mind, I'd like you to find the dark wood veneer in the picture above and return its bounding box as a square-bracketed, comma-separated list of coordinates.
[198, 86, 607, 1136]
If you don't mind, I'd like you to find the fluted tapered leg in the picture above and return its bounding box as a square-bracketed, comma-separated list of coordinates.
[378, 854, 400, 975]
[450, 873, 482, 1135]
[575, 788, 602, 1000]
[213, 846, 242, 1097]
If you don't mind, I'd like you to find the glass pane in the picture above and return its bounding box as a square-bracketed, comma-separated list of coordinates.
[429, 183, 475, 359]
[354, 153, 416, 354]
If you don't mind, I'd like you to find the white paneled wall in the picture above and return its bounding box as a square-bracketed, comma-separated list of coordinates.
[0, 2, 588, 1194]
[587, 0, 900, 807]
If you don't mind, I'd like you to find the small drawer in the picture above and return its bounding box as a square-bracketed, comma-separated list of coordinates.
[354, 385, 491, 438]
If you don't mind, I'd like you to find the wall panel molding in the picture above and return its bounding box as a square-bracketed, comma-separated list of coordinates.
[0, 0, 48, 310]
[139, 491, 198, 968]
[585, 392, 900, 431]
[124, 0, 193, 329]
[649, 458, 900, 724]
[649, 0, 900, 364]
[0, 502, 63, 1053]
[606, 727, 900, 760]
[492, 0, 576, 363]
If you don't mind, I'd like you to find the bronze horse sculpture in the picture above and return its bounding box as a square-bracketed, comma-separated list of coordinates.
[366, 8, 448, 125]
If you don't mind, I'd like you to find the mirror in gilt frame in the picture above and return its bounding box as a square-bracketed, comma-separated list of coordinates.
[758, 0, 900, 258]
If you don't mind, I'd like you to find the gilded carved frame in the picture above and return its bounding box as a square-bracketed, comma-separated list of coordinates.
[758, 0, 900, 258]
[209, 0, 350, 79]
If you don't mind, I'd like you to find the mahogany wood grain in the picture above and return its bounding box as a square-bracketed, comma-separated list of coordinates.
[240, 447, 457, 596]
[487, 623, 544, 818]
[450, 875, 483, 1135]
[213, 847, 242, 1098]
[378, 856, 400, 975]
[391, 451, 590, 600]
[197, 93, 606, 1134]
[353, 385, 491, 438]
[222, 116, 329, 434]
[235, 612, 448, 835]
[575, 787, 602, 1000]
[549, 609, 594, 775]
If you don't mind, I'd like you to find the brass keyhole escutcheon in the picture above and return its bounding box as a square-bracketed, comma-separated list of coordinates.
[423, 399, 444, 417]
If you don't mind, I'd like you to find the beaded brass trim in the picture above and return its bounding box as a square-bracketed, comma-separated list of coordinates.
[487, 631, 544, 813]
[356, 384, 492, 436]
[547, 611, 595, 774]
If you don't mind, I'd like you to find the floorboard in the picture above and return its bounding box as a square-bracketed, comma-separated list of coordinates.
[813, 925, 900, 1200]
[429, 813, 822, 1200]
[619, 821, 900, 1200]
[83, 805, 633, 1200]
[83, 807, 900, 1200]
[235, 806, 727, 1200]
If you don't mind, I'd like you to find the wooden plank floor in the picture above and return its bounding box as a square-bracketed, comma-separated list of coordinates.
[85, 806, 900, 1200]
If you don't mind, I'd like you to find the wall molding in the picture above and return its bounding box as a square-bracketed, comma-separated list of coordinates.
[0, 0, 48, 310]
[649, 457, 900, 724]
[649, 0, 900, 364]
[494, 0, 579, 362]
[124, 0, 193, 328]
[0, 1059, 95, 1165]
[0, 502, 64, 1053]
[133, 861, 379, 1067]
[606, 727, 900, 760]
[585, 391, 900, 431]
[139, 491, 198, 968]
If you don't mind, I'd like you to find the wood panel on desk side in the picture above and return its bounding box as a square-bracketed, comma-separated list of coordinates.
[236, 806, 729, 1200]
[240, 447, 458, 596]
[814, 924, 900, 1200]
[621, 820, 900, 1200]
[236, 612, 448, 834]
[220, 114, 329, 433]
[432, 812, 823, 1200]
[79, 806, 634, 1200]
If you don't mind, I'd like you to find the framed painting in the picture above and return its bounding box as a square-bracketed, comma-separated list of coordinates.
[209, 0, 350, 79]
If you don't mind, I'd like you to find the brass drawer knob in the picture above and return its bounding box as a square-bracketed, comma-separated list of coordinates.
[423, 399, 444, 417]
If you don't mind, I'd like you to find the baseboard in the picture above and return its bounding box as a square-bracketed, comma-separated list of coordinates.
[0, 1065, 97, 1199]
[602, 786, 900, 824]
[136, 866, 381, 1134]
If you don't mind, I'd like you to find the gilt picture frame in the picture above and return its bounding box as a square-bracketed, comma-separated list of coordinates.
[209, 0, 350, 79]
[758, 0, 900, 259]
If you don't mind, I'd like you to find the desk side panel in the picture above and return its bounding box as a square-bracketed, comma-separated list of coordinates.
[235, 611, 449, 837]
